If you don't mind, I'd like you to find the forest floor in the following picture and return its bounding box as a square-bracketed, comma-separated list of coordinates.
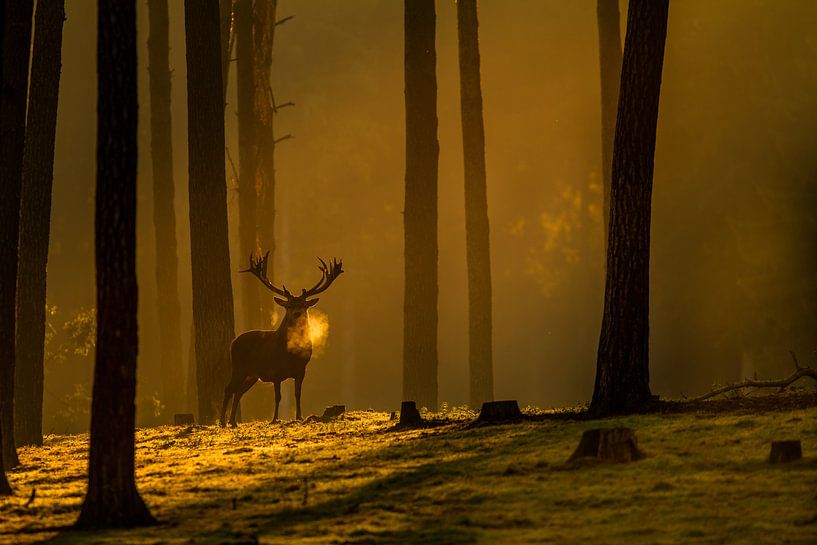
[2, 394, 817, 545]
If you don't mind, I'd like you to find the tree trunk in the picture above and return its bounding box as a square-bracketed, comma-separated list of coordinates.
[235, 0, 261, 332]
[254, 0, 280, 329]
[0, 0, 12, 496]
[74, 0, 155, 527]
[147, 0, 184, 420]
[402, 0, 439, 411]
[597, 0, 622, 245]
[0, 0, 34, 470]
[14, 0, 65, 448]
[185, 0, 237, 425]
[457, 0, 493, 408]
[591, 0, 669, 416]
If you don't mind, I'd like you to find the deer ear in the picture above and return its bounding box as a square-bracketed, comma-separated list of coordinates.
[273, 297, 288, 307]
[306, 298, 319, 307]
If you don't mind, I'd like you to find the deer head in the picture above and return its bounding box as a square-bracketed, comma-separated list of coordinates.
[240, 251, 344, 329]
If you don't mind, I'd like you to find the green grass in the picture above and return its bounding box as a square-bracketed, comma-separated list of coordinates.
[2, 406, 817, 544]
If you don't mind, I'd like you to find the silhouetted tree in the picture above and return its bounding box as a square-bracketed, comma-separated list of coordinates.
[591, 0, 669, 415]
[147, 0, 184, 419]
[403, 0, 439, 410]
[235, 0, 261, 331]
[255, 0, 290, 327]
[457, 0, 493, 407]
[15, 0, 66, 448]
[0, 0, 12, 496]
[185, 0, 237, 424]
[74, 0, 155, 528]
[597, 0, 622, 242]
[0, 0, 34, 470]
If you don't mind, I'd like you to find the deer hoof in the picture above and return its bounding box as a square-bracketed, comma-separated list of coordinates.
[229, 421, 238, 428]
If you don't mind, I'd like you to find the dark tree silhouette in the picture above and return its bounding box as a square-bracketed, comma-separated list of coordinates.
[0, 0, 34, 470]
[457, 0, 494, 407]
[597, 0, 623, 242]
[254, 0, 288, 327]
[185, 0, 237, 424]
[235, 0, 261, 331]
[0, 0, 13, 496]
[403, 0, 439, 410]
[14, 0, 65, 448]
[147, 0, 184, 419]
[591, 0, 670, 415]
[74, 0, 155, 528]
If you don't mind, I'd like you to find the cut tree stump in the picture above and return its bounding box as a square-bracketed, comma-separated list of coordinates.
[321, 405, 346, 420]
[174, 413, 195, 426]
[397, 401, 423, 428]
[568, 427, 643, 463]
[476, 400, 522, 423]
[768, 440, 802, 463]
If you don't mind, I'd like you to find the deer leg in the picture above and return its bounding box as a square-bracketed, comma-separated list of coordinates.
[272, 381, 282, 423]
[220, 375, 242, 427]
[294, 375, 304, 420]
[229, 377, 257, 427]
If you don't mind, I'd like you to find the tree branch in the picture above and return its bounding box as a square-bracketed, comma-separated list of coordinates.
[274, 134, 293, 144]
[275, 15, 294, 26]
[692, 352, 817, 402]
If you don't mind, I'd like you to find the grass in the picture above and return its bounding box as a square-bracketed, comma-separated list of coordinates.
[1, 404, 817, 544]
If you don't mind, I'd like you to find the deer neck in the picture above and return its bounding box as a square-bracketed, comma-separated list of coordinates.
[283, 314, 312, 357]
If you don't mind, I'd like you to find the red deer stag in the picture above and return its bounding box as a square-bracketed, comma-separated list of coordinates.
[220, 251, 343, 427]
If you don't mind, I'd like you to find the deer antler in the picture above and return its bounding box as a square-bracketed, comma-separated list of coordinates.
[302, 257, 344, 298]
[239, 251, 289, 297]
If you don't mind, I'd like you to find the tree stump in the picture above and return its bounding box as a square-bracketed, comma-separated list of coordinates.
[476, 400, 522, 423]
[768, 440, 802, 463]
[397, 401, 423, 428]
[173, 413, 195, 426]
[321, 405, 346, 421]
[568, 427, 643, 463]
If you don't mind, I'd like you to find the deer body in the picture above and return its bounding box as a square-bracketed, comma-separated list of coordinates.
[220, 253, 342, 427]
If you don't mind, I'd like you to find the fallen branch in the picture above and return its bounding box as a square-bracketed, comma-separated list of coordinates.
[692, 351, 817, 402]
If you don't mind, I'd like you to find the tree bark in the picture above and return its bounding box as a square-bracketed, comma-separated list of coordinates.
[597, 0, 622, 245]
[591, 0, 669, 416]
[254, 0, 279, 328]
[185, 0, 237, 425]
[74, 0, 155, 527]
[0, 0, 34, 470]
[235, 0, 261, 331]
[0, 0, 13, 496]
[402, 0, 439, 411]
[457, 0, 493, 408]
[147, 0, 184, 420]
[14, 0, 65, 448]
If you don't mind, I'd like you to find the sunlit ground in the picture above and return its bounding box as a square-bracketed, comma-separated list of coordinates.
[2, 405, 816, 544]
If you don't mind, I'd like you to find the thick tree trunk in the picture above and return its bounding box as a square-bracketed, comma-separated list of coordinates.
[457, 0, 493, 408]
[0, 0, 34, 470]
[0, 0, 12, 496]
[235, 0, 261, 331]
[75, 0, 155, 528]
[402, 0, 439, 411]
[591, 0, 669, 416]
[597, 0, 623, 244]
[14, 0, 65, 448]
[185, 0, 237, 425]
[147, 0, 184, 420]
[254, 0, 279, 328]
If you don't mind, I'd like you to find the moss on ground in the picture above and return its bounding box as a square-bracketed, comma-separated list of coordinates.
[1, 405, 816, 544]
